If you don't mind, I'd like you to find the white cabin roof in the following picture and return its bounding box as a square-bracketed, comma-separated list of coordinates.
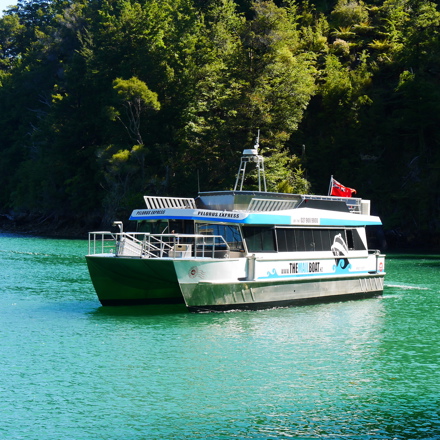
[131, 191, 381, 227]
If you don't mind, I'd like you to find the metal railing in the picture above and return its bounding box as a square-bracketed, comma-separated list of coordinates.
[301, 194, 362, 214]
[248, 198, 300, 212]
[143, 196, 196, 210]
[88, 232, 231, 259]
[244, 195, 363, 214]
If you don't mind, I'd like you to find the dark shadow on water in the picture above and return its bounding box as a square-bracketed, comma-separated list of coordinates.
[387, 252, 440, 260]
[90, 303, 189, 318]
[387, 253, 440, 269]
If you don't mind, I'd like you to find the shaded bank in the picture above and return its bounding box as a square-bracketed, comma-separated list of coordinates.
[1, 0, 440, 250]
[1, 212, 439, 252]
[0, 213, 93, 239]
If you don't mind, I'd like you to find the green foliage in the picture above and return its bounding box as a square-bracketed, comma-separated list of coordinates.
[0, 0, 440, 245]
[112, 76, 160, 145]
[113, 77, 160, 110]
[330, 0, 368, 28]
[265, 151, 311, 194]
[0, 13, 23, 71]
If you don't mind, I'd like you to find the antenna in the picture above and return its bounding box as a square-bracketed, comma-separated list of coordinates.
[234, 131, 267, 192]
[255, 129, 260, 150]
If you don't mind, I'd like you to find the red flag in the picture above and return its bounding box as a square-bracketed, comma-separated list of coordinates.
[330, 177, 356, 197]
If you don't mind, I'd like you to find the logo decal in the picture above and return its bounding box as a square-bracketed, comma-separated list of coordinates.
[331, 233, 350, 271]
[189, 266, 205, 279]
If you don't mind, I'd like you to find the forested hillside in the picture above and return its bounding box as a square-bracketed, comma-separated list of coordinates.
[1, 0, 439, 248]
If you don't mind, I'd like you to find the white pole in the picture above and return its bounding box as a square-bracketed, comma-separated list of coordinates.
[328, 175, 333, 196]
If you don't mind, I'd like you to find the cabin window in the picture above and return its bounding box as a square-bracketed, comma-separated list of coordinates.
[197, 224, 244, 252]
[242, 227, 276, 252]
[244, 227, 365, 253]
[319, 229, 333, 250]
[169, 219, 195, 235]
[303, 229, 315, 251]
[276, 229, 293, 252]
[346, 229, 366, 250]
[276, 228, 318, 252]
[327, 230, 346, 251]
[137, 219, 195, 236]
[137, 220, 168, 234]
[275, 228, 347, 252]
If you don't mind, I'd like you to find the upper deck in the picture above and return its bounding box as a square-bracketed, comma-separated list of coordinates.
[129, 138, 380, 226]
[196, 191, 369, 215]
[129, 191, 381, 227]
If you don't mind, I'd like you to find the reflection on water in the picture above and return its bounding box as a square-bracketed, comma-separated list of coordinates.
[92, 303, 189, 318]
[0, 236, 439, 439]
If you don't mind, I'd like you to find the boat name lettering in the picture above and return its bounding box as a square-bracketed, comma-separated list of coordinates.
[136, 210, 166, 215]
[281, 261, 322, 275]
[196, 211, 240, 219]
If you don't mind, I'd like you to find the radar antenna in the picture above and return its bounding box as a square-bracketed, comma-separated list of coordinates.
[254, 129, 260, 149]
[233, 130, 267, 192]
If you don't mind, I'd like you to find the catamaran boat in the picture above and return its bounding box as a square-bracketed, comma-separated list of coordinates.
[86, 139, 386, 312]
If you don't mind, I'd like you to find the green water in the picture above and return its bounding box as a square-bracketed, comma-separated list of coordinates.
[1, 232, 439, 440]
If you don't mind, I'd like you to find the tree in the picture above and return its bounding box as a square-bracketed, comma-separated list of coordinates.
[112, 76, 160, 146]
[0, 13, 24, 72]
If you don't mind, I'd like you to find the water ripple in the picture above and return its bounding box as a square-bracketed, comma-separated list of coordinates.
[1, 241, 439, 439]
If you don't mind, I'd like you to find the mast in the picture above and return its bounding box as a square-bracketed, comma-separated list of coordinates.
[234, 131, 267, 192]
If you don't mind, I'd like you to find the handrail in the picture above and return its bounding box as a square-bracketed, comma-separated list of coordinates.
[301, 194, 362, 213]
[88, 232, 231, 259]
[88, 231, 118, 255]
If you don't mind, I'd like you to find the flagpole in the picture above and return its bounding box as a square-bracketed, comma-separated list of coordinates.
[328, 175, 333, 196]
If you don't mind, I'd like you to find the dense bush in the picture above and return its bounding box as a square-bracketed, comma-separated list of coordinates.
[1, 0, 439, 247]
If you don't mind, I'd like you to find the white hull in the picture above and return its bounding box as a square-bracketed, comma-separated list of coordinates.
[173, 253, 385, 311]
[180, 274, 384, 312]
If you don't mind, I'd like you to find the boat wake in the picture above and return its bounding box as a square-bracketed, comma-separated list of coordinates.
[0, 249, 52, 257]
[385, 283, 429, 291]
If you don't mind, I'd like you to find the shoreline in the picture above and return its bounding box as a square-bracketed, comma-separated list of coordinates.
[0, 216, 90, 240]
[1, 215, 439, 253]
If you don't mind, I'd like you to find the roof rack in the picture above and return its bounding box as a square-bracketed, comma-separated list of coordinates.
[144, 196, 196, 210]
[247, 198, 300, 212]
